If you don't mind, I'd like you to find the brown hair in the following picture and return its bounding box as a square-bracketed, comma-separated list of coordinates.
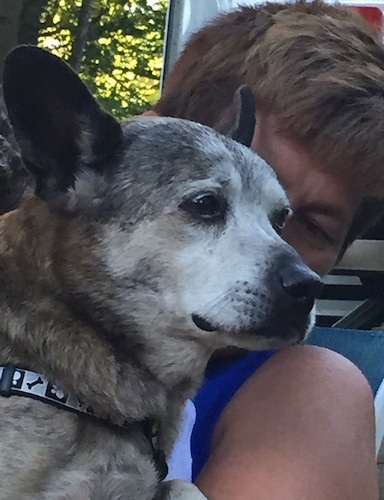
[155, 0, 384, 240]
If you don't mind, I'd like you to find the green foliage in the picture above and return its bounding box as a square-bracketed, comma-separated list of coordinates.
[38, 0, 167, 119]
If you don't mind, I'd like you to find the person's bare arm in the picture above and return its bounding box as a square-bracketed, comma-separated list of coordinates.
[195, 345, 378, 500]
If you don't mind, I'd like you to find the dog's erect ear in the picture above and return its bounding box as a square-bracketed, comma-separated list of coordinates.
[214, 85, 256, 148]
[2, 45, 123, 201]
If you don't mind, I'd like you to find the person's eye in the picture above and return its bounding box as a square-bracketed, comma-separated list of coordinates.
[300, 216, 336, 245]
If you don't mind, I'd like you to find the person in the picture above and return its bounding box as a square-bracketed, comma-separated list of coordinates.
[144, 1, 384, 498]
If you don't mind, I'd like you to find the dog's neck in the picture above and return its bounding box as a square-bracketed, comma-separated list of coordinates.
[0, 363, 169, 480]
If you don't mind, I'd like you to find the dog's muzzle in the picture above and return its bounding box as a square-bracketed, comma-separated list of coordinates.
[192, 250, 322, 340]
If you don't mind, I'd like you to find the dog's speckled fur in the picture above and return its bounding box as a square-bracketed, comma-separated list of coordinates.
[0, 46, 319, 499]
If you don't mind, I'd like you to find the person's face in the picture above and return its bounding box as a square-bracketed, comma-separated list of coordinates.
[251, 112, 363, 277]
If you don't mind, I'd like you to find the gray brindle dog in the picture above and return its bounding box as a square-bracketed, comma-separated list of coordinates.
[0, 46, 321, 499]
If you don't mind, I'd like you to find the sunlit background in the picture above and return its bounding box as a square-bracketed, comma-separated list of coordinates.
[33, 0, 168, 119]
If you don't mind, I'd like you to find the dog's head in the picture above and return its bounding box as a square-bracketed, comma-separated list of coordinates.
[3, 46, 321, 354]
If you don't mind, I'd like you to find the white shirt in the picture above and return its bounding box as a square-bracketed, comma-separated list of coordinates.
[165, 399, 196, 481]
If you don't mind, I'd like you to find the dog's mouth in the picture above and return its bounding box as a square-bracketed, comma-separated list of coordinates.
[192, 313, 309, 343]
[192, 314, 217, 332]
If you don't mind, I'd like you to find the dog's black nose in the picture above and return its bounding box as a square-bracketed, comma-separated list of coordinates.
[279, 260, 322, 312]
[280, 264, 322, 299]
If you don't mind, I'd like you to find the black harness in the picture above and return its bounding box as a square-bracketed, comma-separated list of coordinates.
[0, 364, 168, 480]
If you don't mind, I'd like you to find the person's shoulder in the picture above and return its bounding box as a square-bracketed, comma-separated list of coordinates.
[207, 349, 279, 448]
[213, 359, 265, 441]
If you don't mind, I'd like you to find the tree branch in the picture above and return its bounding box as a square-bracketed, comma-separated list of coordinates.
[68, 0, 93, 73]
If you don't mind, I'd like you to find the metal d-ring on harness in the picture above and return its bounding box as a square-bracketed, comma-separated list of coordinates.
[0, 363, 168, 481]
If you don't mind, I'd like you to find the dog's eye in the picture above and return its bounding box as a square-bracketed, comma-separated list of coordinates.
[180, 193, 226, 222]
[272, 207, 290, 235]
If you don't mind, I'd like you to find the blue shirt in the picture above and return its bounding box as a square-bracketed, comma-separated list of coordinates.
[166, 350, 274, 481]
